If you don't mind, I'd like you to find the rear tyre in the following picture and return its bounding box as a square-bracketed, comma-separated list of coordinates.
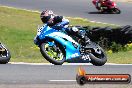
[40, 39, 65, 65]
[112, 8, 121, 14]
[88, 42, 107, 66]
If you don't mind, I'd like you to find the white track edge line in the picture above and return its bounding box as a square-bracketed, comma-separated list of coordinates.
[9, 62, 132, 65]
[49, 80, 76, 82]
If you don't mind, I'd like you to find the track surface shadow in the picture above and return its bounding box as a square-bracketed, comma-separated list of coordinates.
[88, 11, 120, 14]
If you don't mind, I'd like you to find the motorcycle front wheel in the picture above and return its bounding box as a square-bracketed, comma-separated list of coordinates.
[0, 43, 11, 64]
[40, 39, 65, 65]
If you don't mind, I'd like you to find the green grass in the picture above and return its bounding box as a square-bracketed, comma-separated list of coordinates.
[0, 6, 131, 63]
[107, 50, 132, 64]
[0, 6, 46, 63]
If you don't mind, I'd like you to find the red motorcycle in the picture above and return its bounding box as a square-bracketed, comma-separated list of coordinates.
[92, 0, 121, 14]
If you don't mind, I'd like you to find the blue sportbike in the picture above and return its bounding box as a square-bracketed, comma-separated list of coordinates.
[34, 24, 107, 66]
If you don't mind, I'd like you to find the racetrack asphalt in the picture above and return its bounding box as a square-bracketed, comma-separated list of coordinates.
[0, 0, 132, 25]
[0, 63, 132, 87]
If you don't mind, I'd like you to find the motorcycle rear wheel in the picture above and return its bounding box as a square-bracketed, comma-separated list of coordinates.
[87, 42, 107, 66]
[112, 8, 121, 14]
[40, 39, 65, 65]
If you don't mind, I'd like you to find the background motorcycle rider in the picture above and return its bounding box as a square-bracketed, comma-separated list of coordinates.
[96, 0, 111, 10]
[40, 10, 90, 45]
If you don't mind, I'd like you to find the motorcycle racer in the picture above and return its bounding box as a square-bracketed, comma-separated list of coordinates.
[34, 10, 107, 65]
[40, 10, 69, 28]
[92, 0, 121, 14]
[40, 10, 90, 45]
[95, 0, 111, 10]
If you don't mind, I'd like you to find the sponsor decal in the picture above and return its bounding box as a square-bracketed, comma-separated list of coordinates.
[71, 53, 79, 58]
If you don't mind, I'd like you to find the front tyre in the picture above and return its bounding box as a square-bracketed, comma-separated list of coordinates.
[0, 44, 11, 64]
[40, 40, 65, 65]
